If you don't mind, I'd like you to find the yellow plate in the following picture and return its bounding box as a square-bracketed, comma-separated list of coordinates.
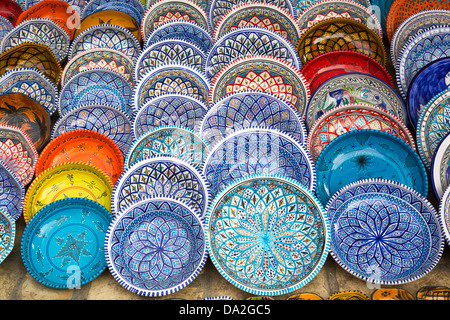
[23, 162, 113, 223]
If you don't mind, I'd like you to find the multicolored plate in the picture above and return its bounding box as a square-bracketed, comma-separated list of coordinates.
[0, 208, 14, 264]
[0, 158, 24, 220]
[205, 174, 329, 296]
[21, 197, 112, 288]
[432, 132, 450, 200]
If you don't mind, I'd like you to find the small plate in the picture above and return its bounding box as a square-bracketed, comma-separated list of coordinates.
[205, 174, 329, 296]
[52, 105, 133, 156]
[132, 93, 208, 139]
[305, 72, 407, 130]
[315, 129, 428, 205]
[23, 162, 113, 223]
[307, 104, 416, 162]
[105, 196, 207, 297]
[111, 155, 210, 217]
[0, 208, 14, 264]
[326, 179, 444, 285]
[36, 129, 124, 184]
[209, 55, 310, 117]
[125, 125, 209, 170]
[204, 26, 300, 80]
[200, 91, 307, 147]
[21, 197, 112, 288]
[202, 127, 315, 198]
[432, 132, 450, 200]
[0, 158, 24, 220]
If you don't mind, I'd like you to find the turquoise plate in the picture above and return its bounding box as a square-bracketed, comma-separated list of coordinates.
[21, 198, 113, 289]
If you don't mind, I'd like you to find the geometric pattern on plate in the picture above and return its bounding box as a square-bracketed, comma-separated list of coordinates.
[0, 158, 24, 221]
[431, 132, 450, 200]
[0, 208, 14, 264]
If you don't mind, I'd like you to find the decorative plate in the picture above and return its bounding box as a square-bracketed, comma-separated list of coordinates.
[141, 0, 209, 39]
[305, 72, 407, 130]
[21, 197, 112, 288]
[209, 55, 310, 117]
[36, 129, 124, 184]
[295, 18, 386, 66]
[52, 105, 133, 156]
[125, 125, 209, 169]
[204, 26, 300, 80]
[296, 0, 382, 38]
[68, 24, 141, 63]
[111, 155, 210, 217]
[417, 88, 450, 170]
[0, 67, 58, 116]
[390, 10, 450, 66]
[315, 129, 428, 206]
[0, 16, 13, 41]
[301, 51, 393, 94]
[58, 69, 134, 120]
[132, 93, 208, 138]
[0, 208, 14, 264]
[147, 0, 208, 11]
[371, 288, 415, 300]
[407, 57, 450, 128]
[61, 48, 135, 86]
[134, 39, 206, 81]
[144, 20, 213, 54]
[133, 63, 210, 109]
[385, 0, 450, 43]
[0, 42, 61, 86]
[0, 92, 51, 151]
[23, 162, 113, 223]
[416, 286, 450, 300]
[200, 91, 307, 147]
[0, 124, 38, 185]
[439, 184, 450, 246]
[205, 174, 329, 296]
[369, 0, 395, 36]
[0, 158, 24, 220]
[0, 0, 22, 25]
[307, 104, 416, 162]
[212, 2, 301, 45]
[325, 179, 444, 285]
[202, 127, 315, 198]
[105, 196, 207, 297]
[286, 293, 323, 300]
[432, 132, 450, 200]
[0, 18, 70, 62]
[396, 25, 450, 100]
[327, 290, 369, 300]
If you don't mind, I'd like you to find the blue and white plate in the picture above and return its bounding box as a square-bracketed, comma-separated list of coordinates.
[105, 196, 207, 297]
[200, 91, 307, 147]
[315, 129, 428, 206]
[112, 155, 210, 217]
[432, 131, 450, 200]
[205, 174, 329, 296]
[81, 0, 145, 23]
[202, 127, 316, 198]
[0, 208, 14, 264]
[0, 158, 24, 221]
[21, 198, 112, 289]
[326, 178, 444, 285]
[439, 184, 450, 246]
[0, 15, 13, 42]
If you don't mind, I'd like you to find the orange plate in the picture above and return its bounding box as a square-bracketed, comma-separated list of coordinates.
[36, 129, 124, 184]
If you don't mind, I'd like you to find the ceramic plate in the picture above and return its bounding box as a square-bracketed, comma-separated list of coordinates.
[305, 72, 407, 130]
[52, 105, 133, 157]
[326, 179, 444, 285]
[0, 15, 13, 41]
[202, 127, 315, 198]
[439, 184, 450, 246]
[205, 174, 329, 296]
[125, 125, 209, 170]
[315, 129, 428, 206]
[105, 196, 207, 297]
[132, 93, 208, 139]
[0, 208, 14, 264]
[204, 26, 300, 80]
[307, 104, 416, 162]
[58, 69, 134, 119]
[0, 158, 23, 220]
[209, 55, 310, 117]
[21, 197, 112, 288]
[81, 0, 145, 23]
[0, 0, 22, 25]
[36, 129, 124, 184]
[112, 155, 210, 217]
[432, 132, 450, 200]
[200, 91, 307, 147]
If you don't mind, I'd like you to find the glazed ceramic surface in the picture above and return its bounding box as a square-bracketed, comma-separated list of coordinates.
[315, 129, 428, 206]
[81, 0, 145, 28]
[200, 91, 307, 147]
[416, 286, 450, 300]
[205, 174, 329, 296]
[105, 197, 207, 297]
[371, 288, 415, 300]
[21, 197, 112, 288]
[132, 94, 208, 138]
[0, 208, 14, 264]
[439, 184, 450, 246]
[327, 290, 369, 300]
[209, 55, 310, 117]
[0, 16, 13, 41]
[202, 127, 315, 198]
[0, 158, 24, 220]
[326, 179, 444, 284]
[112, 155, 209, 217]
[0, 0, 22, 25]
[306, 72, 407, 130]
[369, 0, 395, 36]
[432, 132, 450, 200]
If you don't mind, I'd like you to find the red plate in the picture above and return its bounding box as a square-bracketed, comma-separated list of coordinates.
[301, 51, 394, 94]
[0, 0, 22, 25]
[35, 129, 124, 183]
